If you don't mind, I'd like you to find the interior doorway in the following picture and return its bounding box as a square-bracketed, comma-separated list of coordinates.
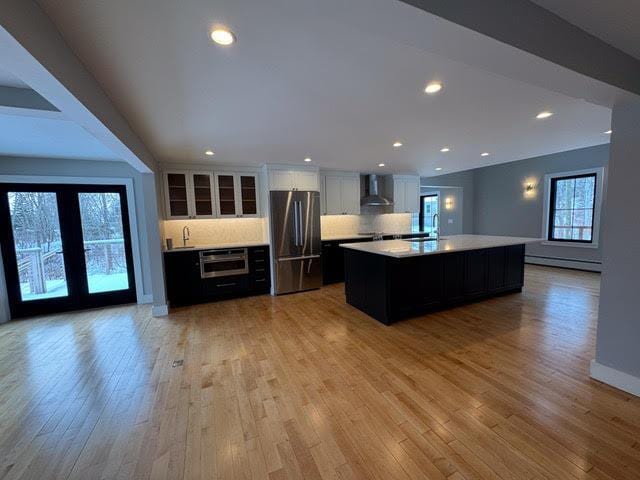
[0, 183, 137, 318]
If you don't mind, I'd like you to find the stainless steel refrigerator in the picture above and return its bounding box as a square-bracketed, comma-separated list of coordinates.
[269, 190, 322, 294]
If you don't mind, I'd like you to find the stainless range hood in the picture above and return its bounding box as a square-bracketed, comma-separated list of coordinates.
[361, 174, 393, 206]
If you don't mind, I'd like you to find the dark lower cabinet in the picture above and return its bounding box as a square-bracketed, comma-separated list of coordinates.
[344, 244, 526, 325]
[464, 249, 488, 296]
[443, 253, 465, 302]
[322, 238, 373, 285]
[164, 249, 202, 306]
[164, 245, 271, 307]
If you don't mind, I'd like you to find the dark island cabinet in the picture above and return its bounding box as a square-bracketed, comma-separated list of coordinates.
[164, 245, 271, 307]
[322, 238, 373, 285]
[344, 244, 526, 325]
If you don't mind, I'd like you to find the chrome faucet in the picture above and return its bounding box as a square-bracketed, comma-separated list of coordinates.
[182, 225, 190, 247]
[432, 213, 439, 240]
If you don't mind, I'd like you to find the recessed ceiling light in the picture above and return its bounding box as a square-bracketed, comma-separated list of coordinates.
[211, 28, 235, 46]
[304, 157, 312, 162]
[536, 111, 553, 119]
[378, 163, 385, 167]
[393, 141, 403, 148]
[604, 129, 612, 134]
[424, 82, 443, 94]
[481, 152, 490, 157]
[435, 167, 443, 171]
[205, 150, 214, 156]
[440, 147, 450, 153]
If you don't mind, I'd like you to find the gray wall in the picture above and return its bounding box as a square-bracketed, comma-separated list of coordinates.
[474, 144, 608, 265]
[423, 143, 609, 266]
[422, 170, 475, 234]
[0, 156, 166, 322]
[595, 101, 640, 380]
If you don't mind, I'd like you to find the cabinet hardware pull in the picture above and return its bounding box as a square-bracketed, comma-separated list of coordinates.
[217, 282, 237, 287]
[255, 279, 266, 282]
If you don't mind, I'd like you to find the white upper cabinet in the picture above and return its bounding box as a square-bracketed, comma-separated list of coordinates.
[390, 175, 420, 214]
[323, 173, 360, 215]
[266, 166, 320, 191]
[164, 170, 215, 220]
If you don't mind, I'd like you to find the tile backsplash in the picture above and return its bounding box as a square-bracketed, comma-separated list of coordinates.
[163, 218, 266, 246]
[320, 213, 414, 236]
[163, 214, 414, 247]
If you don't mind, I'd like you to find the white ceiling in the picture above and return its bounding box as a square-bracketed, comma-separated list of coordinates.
[0, 66, 28, 88]
[0, 112, 120, 161]
[532, 0, 640, 61]
[35, 0, 612, 176]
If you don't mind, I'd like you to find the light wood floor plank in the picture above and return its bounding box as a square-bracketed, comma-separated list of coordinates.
[1, 265, 639, 479]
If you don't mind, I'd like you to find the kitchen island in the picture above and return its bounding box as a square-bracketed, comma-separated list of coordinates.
[341, 235, 540, 325]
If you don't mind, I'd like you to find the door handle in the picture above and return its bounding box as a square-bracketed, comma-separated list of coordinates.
[278, 255, 321, 262]
[297, 201, 304, 246]
[293, 201, 300, 246]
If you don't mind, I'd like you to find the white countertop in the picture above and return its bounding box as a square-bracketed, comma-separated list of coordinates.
[340, 235, 541, 258]
[164, 241, 269, 253]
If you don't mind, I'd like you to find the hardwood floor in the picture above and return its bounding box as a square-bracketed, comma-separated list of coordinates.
[1, 265, 639, 480]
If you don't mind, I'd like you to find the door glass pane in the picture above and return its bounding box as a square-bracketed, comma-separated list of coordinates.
[78, 192, 130, 293]
[240, 175, 257, 215]
[8, 192, 68, 301]
[217, 175, 236, 215]
[192, 174, 213, 216]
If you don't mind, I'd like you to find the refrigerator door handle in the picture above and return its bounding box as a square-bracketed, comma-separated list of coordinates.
[293, 200, 300, 246]
[277, 254, 321, 262]
[297, 200, 304, 247]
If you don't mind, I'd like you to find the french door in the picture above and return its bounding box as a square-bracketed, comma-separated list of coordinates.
[0, 184, 137, 318]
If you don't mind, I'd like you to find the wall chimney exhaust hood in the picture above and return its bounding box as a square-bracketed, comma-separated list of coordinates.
[361, 174, 393, 206]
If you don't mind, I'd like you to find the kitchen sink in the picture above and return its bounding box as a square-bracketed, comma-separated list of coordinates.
[171, 246, 195, 250]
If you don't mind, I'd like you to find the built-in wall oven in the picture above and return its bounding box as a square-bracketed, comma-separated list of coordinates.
[199, 248, 249, 278]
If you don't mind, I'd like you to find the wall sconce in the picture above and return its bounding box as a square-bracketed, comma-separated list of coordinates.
[444, 197, 454, 210]
[523, 179, 537, 199]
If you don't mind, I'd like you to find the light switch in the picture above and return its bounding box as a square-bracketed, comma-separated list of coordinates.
[448, 219, 454, 224]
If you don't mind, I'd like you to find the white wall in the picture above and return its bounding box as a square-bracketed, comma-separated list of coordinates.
[0, 156, 166, 321]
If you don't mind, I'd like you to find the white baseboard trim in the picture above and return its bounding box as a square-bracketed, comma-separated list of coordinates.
[151, 304, 169, 317]
[139, 294, 153, 304]
[590, 359, 640, 397]
[525, 255, 602, 272]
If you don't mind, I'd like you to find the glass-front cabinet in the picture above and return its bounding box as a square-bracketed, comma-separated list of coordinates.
[164, 169, 260, 219]
[214, 173, 260, 218]
[163, 171, 215, 219]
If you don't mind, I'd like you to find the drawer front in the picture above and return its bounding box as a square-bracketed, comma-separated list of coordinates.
[202, 276, 250, 297]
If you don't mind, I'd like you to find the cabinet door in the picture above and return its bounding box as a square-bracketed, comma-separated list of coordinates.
[341, 176, 361, 215]
[215, 173, 238, 217]
[268, 170, 294, 191]
[294, 170, 319, 191]
[393, 179, 406, 213]
[404, 177, 420, 213]
[190, 172, 215, 218]
[464, 249, 488, 296]
[419, 255, 444, 307]
[238, 174, 259, 217]
[324, 176, 343, 214]
[487, 247, 506, 291]
[164, 171, 191, 219]
[505, 244, 525, 287]
[443, 253, 465, 301]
